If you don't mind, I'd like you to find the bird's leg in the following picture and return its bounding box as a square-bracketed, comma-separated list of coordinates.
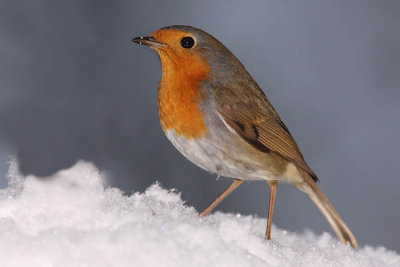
[265, 180, 278, 240]
[199, 179, 243, 217]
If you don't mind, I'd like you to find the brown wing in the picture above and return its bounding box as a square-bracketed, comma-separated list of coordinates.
[217, 102, 318, 182]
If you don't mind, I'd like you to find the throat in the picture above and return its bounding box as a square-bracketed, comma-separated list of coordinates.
[157, 60, 209, 139]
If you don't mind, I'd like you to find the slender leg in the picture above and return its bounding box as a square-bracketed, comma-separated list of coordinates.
[199, 179, 244, 217]
[265, 181, 278, 240]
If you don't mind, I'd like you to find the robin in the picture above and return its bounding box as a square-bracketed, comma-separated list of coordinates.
[132, 25, 357, 248]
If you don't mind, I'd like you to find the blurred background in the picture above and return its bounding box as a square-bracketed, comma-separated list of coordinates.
[1, 0, 399, 251]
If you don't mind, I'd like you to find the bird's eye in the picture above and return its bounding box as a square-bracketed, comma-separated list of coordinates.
[180, 36, 195, 49]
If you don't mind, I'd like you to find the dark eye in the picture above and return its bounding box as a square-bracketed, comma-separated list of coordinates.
[180, 36, 195, 48]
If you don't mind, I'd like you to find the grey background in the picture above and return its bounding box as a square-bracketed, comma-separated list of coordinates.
[1, 0, 399, 251]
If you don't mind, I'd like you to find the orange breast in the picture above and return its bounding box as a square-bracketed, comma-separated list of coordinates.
[157, 48, 210, 139]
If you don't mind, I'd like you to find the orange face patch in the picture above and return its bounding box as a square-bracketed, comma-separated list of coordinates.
[151, 29, 210, 139]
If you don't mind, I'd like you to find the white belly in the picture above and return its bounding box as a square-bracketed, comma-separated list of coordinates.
[164, 130, 276, 181]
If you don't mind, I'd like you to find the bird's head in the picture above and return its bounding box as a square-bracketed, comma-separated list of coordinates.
[132, 25, 243, 81]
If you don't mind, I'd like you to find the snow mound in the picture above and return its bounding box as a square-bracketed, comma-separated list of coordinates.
[0, 160, 398, 267]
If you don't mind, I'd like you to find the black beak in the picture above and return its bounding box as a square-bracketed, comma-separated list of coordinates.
[131, 36, 167, 48]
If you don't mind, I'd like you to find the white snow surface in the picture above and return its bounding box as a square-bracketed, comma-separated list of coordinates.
[0, 160, 398, 267]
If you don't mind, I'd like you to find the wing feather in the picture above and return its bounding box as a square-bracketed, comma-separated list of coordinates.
[217, 102, 318, 182]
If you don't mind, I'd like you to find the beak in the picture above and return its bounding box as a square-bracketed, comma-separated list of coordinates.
[131, 36, 167, 49]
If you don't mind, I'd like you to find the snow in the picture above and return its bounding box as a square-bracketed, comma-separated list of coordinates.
[0, 160, 398, 267]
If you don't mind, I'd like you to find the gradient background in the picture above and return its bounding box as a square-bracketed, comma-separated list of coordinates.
[1, 1, 399, 251]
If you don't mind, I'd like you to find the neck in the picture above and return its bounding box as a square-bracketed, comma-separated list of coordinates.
[157, 51, 210, 139]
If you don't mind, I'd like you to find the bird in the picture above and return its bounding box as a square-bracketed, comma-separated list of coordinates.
[132, 25, 358, 248]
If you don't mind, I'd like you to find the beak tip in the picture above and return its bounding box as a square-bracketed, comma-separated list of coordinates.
[131, 36, 143, 44]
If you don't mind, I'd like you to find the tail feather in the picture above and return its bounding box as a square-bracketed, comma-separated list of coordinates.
[296, 175, 358, 248]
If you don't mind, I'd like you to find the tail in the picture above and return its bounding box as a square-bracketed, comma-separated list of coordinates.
[296, 174, 358, 248]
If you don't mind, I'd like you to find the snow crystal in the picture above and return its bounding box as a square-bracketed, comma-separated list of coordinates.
[0, 160, 398, 267]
